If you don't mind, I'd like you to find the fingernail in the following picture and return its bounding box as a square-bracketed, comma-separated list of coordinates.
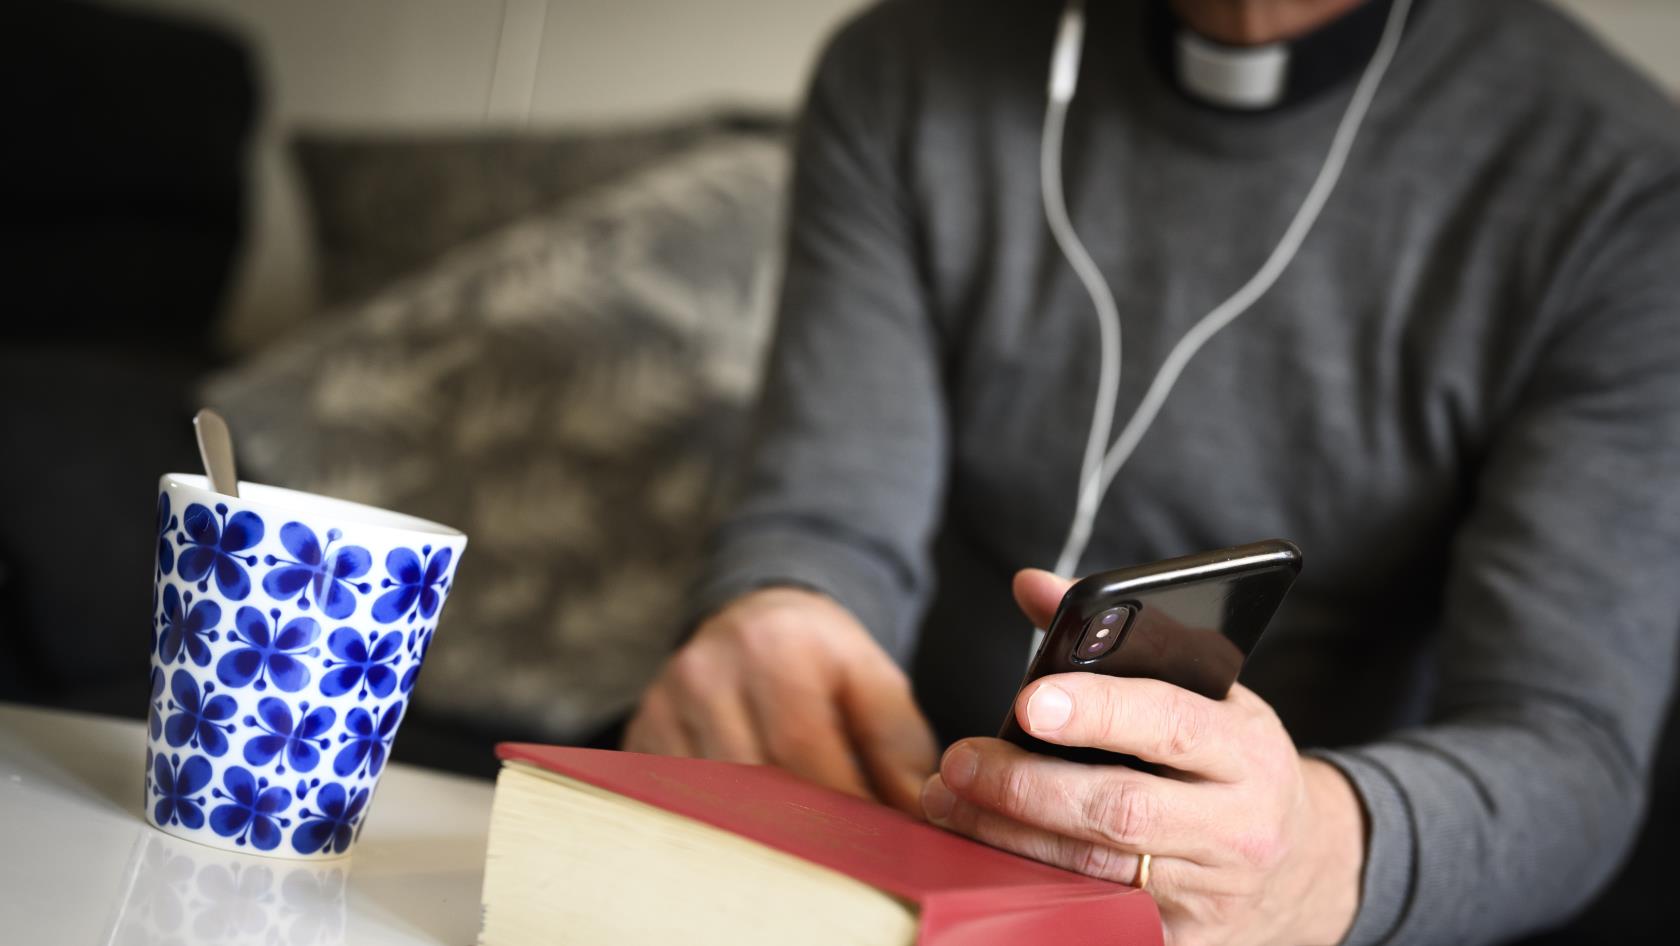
[1027, 683, 1073, 733]
[943, 743, 979, 791]
[921, 775, 955, 823]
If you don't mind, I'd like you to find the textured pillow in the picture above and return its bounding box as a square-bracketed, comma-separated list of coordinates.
[205, 132, 786, 738]
[292, 113, 782, 306]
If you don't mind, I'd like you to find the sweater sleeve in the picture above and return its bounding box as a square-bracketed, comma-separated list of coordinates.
[1317, 170, 1680, 945]
[691, 3, 949, 661]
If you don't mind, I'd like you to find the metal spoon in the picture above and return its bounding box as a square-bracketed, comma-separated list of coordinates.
[193, 408, 240, 498]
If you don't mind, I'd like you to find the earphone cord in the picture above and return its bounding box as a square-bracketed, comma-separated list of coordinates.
[1033, 0, 1417, 657]
[1041, 0, 1121, 582]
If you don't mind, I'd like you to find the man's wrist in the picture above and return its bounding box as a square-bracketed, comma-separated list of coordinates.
[1296, 757, 1368, 946]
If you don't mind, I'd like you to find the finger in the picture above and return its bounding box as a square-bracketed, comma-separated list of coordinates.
[664, 654, 767, 764]
[1012, 568, 1077, 630]
[745, 678, 875, 800]
[841, 665, 939, 815]
[1014, 673, 1242, 779]
[679, 690, 768, 764]
[922, 774, 1162, 888]
[938, 737, 1222, 862]
[623, 687, 696, 758]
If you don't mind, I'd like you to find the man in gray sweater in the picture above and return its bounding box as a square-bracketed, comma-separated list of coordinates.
[625, 0, 1680, 942]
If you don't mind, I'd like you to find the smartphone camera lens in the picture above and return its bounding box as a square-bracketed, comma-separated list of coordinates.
[1075, 606, 1133, 662]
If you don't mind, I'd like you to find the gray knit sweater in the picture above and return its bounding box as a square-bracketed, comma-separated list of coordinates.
[693, 1, 1680, 942]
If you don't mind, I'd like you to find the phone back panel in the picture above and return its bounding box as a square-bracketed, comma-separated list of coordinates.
[998, 540, 1301, 766]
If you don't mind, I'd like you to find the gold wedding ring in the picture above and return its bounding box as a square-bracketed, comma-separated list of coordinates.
[1133, 852, 1153, 890]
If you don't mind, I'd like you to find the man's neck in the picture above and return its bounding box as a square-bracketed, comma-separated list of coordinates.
[1170, 0, 1370, 45]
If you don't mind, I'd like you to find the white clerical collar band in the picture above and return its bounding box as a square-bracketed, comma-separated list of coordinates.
[1176, 31, 1290, 110]
[1147, 0, 1415, 113]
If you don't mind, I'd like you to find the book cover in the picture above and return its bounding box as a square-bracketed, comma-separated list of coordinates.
[497, 743, 1162, 946]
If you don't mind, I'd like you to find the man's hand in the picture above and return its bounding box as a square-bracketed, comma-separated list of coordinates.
[624, 586, 938, 815]
[921, 570, 1368, 946]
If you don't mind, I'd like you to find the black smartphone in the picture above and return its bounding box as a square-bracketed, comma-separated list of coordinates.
[999, 539, 1302, 766]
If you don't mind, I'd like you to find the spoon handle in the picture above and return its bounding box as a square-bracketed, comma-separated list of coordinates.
[194, 408, 240, 498]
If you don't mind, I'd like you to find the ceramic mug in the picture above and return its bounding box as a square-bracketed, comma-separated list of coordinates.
[145, 473, 466, 859]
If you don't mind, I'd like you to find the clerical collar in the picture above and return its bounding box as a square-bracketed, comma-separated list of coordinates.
[1146, 0, 1407, 113]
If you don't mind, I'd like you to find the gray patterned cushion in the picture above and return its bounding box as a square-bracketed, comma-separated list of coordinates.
[292, 114, 780, 306]
[205, 132, 785, 738]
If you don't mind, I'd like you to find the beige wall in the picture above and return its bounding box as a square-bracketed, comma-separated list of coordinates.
[107, 0, 1680, 127]
[1552, 0, 1680, 94]
[101, 0, 867, 349]
[97, 0, 1680, 350]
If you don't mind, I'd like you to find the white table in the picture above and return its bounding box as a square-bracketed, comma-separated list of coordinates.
[0, 702, 495, 946]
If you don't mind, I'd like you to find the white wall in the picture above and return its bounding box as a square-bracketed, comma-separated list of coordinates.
[98, 0, 1680, 351]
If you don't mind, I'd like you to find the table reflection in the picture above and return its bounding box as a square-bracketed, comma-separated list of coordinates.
[107, 830, 348, 946]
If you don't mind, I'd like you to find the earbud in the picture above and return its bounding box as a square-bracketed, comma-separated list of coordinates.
[1048, 1, 1086, 104]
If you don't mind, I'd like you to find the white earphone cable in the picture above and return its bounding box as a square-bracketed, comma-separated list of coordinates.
[1041, 0, 1119, 581]
[1089, 0, 1416, 504]
[1034, 0, 1416, 657]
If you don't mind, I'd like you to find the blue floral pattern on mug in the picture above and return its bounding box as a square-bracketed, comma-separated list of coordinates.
[210, 766, 294, 851]
[332, 702, 403, 779]
[319, 628, 403, 701]
[178, 502, 264, 600]
[291, 784, 370, 857]
[262, 524, 372, 620]
[372, 545, 453, 624]
[148, 666, 166, 740]
[147, 474, 464, 858]
[165, 670, 238, 757]
[157, 585, 221, 668]
[400, 627, 434, 694]
[242, 698, 336, 775]
[153, 753, 213, 829]
[217, 607, 321, 692]
[156, 493, 178, 579]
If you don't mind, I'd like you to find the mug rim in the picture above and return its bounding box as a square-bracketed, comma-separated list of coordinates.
[162, 473, 465, 540]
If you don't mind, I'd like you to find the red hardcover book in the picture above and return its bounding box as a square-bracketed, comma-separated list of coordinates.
[480, 743, 1162, 946]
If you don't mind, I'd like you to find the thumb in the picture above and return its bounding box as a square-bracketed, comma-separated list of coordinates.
[1013, 568, 1077, 630]
[840, 666, 938, 816]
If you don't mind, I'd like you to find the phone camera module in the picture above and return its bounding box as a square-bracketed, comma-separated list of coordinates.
[1074, 605, 1133, 662]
